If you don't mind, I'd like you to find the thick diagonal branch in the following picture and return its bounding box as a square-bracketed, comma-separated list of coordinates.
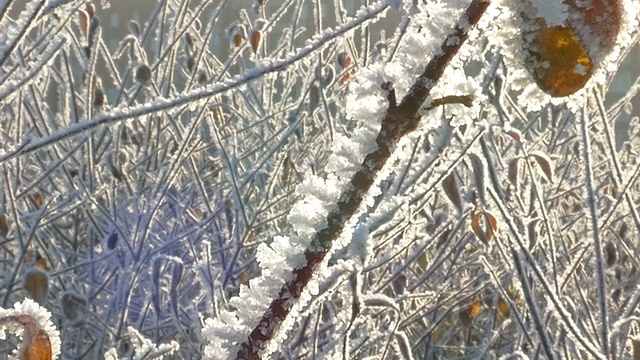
[236, 1, 491, 358]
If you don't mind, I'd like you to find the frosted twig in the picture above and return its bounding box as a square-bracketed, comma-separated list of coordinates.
[578, 102, 609, 357]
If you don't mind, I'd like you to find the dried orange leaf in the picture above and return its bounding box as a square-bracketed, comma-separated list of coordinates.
[85, 3, 95, 18]
[471, 210, 498, 244]
[529, 151, 555, 183]
[233, 33, 244, 47]
[250, 30, 261, 53]
[336, 51, 351, 69]
[467, 302, 481, 317]
[23, 328, 52, 360]
[505, 129, 522, 142]
[33, 193, 43, 208]
[497, 298, 510, 317]
[524, 24, 592, 97]
[78, 10, 89, 37]
[394, 333, 412, 360]
[35, 253, 49, 271]
[341, 72, 350, 84]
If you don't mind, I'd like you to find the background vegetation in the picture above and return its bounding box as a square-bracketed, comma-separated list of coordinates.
[0, 0, 639, 359]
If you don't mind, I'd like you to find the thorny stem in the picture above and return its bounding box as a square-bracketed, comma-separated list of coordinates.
[235, 1, 492, 358]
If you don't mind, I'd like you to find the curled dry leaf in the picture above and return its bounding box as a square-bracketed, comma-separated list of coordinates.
[23, 269, 49, 305]
[394, 332, 412, 360]
[309, 85, 320, 113]
[459, 301, 481, 328]
[85, 3, 95, 18]
[529, 151, 554, 183]
[565, 0, 622, 59]
[35, 253, 49, 271]
[0, 213, 8, 236]
[508, 158, 520, 188]
[524, 24, 592, 97]
[341, 72, 350, 84]
[23, 328, 52, 360]
[497, 298, 510, 317]
[336, 51, 352, 69]
[136, 64, 152, 84]
[442, 172, 463, 213]
[0, 314, 54, 360]
[605, 240, 617, 267]
[471, 208, 498, 244]
[33, 193, 44, 208]
[128, 20, 141, 37]
[232, 26, 246, 47]
[250, 30, 261, 53]
[504, 128, 522, 142]
[78, 10, 89, 37]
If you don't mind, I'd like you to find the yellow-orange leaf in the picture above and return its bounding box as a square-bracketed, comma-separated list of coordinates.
[497, 298, 510, 317]
[78, 10, 89, 37]
[33, 193, 43, 208]
[468, 302, 481, 317]
[525, 25, 592, 97]
[521, 0, 622, 97]
[23, 329, 52, 360]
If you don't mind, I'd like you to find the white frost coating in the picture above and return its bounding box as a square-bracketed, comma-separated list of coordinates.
[530, 0, 568, 26]
[0, 299, 61, 359]
[349, 224, 373, 264]
[124, 327, 179, 360]
[256, 236, 307, 278]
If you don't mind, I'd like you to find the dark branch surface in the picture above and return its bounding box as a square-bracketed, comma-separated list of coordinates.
[235, 1, 491, 358]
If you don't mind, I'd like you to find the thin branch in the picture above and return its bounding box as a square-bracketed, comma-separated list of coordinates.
[579, 103, 609, 356]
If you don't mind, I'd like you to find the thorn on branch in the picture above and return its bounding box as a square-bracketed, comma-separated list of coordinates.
[382, 81, 397, 109]
[427, 95, 473, 110]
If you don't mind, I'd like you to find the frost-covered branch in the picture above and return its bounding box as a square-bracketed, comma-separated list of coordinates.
[235, 1, 491, 358]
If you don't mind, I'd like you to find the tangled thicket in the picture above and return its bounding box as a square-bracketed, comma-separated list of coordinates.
[0, 1, 639, 359]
